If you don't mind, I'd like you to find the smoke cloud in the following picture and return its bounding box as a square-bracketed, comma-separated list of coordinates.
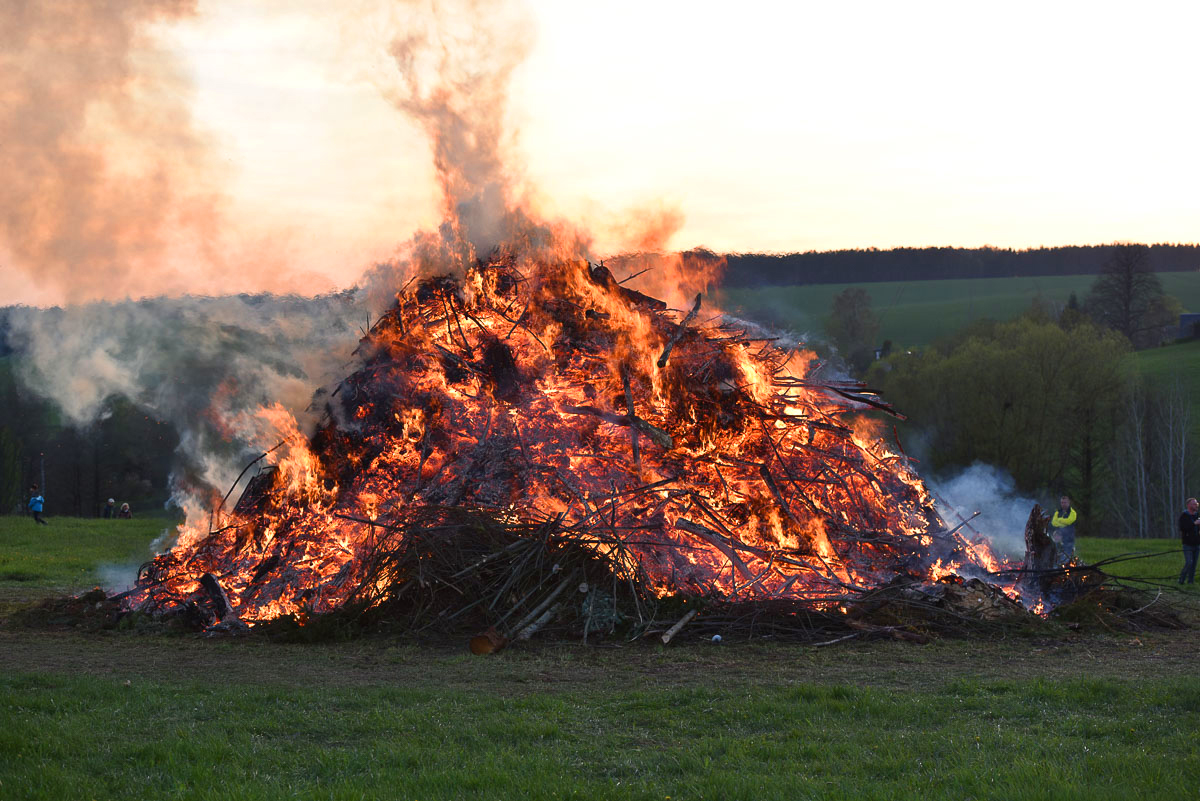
[353, 0, 661, 315]
[0, 0, 348, 305]
[3, 0, 716, 524]
[0, 0, 216, 303]
[928, 462, 1039, 558]
[2, 0, 560, 520]
[379, 0, 533, 256]
[7, 293, 363, 505]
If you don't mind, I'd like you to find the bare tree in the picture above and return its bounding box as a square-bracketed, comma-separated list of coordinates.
[825, 288, 880, 372]
[1110, 381, 1150, 537]
[1085, 243, 1175, 348]
[1108, 372, 1195, 537]
[1154, 374, 1191, 537]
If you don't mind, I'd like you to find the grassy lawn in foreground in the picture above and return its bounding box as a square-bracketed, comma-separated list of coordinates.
[2, 671, 1196, 800]
[717, 271, 1200, 348]
[1, 522, 1197, 800]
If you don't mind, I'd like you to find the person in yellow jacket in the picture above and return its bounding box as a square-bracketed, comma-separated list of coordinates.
[1050, 495, 1077, 560]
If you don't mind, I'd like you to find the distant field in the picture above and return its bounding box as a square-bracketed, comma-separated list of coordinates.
[1136, 338, 1200, 395]
[717, 272, 1200, 347]
[1133, 339, 1200, 439]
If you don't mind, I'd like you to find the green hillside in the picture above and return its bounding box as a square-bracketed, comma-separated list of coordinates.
[718, 272, 1200, 348]
[1135, 339, 1200, 433]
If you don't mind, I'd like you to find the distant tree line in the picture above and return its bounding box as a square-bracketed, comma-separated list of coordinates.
[0, 355, 177, 517]
[723, 243, 1200, 287]
[868, 316, 1130, 536]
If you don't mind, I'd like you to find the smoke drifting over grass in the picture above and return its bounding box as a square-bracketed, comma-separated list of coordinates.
[97, 561, 146, 595]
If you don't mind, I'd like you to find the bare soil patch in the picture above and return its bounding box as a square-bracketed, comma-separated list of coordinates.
[3, 585, 1196, 694]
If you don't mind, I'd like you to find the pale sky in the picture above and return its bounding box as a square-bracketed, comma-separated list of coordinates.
[6, 0, 1199, 304]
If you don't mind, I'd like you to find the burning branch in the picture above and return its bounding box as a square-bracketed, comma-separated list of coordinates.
[657, 293, 702, 369]
[560, 405, 673, 450]
[621, 364, 640, 470]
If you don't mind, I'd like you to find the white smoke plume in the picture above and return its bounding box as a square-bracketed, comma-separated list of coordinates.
[96, 560, 153, 595]
[350, 0, 549, 310]
[0, 0, 351, 305]
[0, 0, 221, 304]
[7, 293, 364, 506]
[929, 462, 1039, 558]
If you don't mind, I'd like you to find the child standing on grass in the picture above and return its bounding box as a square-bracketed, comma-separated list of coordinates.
[1179, 498, 1199, 585]
[27, 485, 47, 525]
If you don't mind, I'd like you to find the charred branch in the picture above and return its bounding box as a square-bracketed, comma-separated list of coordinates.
[621, 364, 641, 470]
[560, 405, 673, 450]
[657, 293, 702, 369]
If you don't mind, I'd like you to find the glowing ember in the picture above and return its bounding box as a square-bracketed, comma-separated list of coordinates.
[126, 248, 1020, 626]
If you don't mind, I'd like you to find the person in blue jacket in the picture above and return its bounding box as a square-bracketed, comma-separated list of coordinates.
[28, 484, 47, 525]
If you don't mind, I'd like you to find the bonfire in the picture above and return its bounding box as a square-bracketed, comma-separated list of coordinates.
[112, 232, 1067, 644]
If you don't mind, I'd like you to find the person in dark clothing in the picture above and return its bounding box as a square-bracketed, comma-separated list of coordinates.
[28, 485, 47, 525]
[102, 498, 115, 519]
[1179, 498, 1200, 584]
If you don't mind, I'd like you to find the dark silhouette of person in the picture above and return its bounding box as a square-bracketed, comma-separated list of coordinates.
[1179, 498, 1199, 584]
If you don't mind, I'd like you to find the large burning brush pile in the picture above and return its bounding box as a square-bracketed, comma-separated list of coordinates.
[122, 249, 1045, 640]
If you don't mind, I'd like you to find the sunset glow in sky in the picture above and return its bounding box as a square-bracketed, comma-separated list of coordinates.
[3, 0, 1197, 306]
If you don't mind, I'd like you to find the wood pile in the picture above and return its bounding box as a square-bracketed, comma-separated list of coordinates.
[117, 254, 1067, 642]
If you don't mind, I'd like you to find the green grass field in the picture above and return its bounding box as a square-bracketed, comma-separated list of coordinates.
[717, 271, 1200, 347]
[0, 515, 172, 592]
[1130, 339, 1200, 441]
[1136, 338, 1200, 396]
[4, 672, 1195, 801]
[2, 519, 1198, 800]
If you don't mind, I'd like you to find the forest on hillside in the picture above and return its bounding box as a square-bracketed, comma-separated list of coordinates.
[720, 243, 1200, 287]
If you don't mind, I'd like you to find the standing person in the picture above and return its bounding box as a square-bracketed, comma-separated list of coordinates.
[28, 485, 47, 525]
[1050, 494, 1077, 561]
[102, 498, 116, 519]
[118, 502, 132, 519]
[1179, 498, 1200, 585]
